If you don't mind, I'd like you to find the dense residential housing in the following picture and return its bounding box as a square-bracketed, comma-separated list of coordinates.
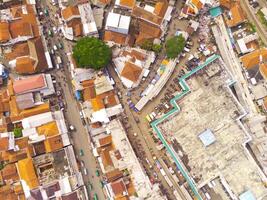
[61, 2, 98, 40]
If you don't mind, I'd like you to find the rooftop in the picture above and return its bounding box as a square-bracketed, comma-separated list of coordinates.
[158, 62, 267, 198]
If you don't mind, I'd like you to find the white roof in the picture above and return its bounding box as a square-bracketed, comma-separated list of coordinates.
[261, 7, 267, 17]
[22, 112, 53, 129]
[45, 52, 53, 69]
[144, 5, 154, 13]
[119, 15, 130, 30]
[106, 12, 120, 28]
[198, 129, 216, 147]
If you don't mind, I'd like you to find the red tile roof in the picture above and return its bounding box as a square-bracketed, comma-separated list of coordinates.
[13, 74, 46, 94]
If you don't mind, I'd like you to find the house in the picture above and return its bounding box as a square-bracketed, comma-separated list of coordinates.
[0, 4, 39, 45]
[104, 12, 132, 46]
[5, 37, 49, 74]
[115, 0, 136, 10]
[236, 33, 259, 54]
[225, 4, 246, 28]
[113, 48, 155, 88]
[131, 0, 169, 45]
[105, 13, 131, 35]
[240, 48, 267, 70]
[90, 0, 111, 8]
[240, 48, 267, 83]
[79, 74, 123, 123]
[180, 0, 206, 17]
[61, 3, 98, 40]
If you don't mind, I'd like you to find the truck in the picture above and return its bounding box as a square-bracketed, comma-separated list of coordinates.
[56, 56, 62, 64]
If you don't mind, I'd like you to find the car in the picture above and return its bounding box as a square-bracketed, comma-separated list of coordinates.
[99, 181, 104, 188]
[48, 30, 53, 37]
[79, 149, 84, 156]
[79, 111, 84, 119]
[53, 27, 57, 34]
[50, 49, 55, 55]
[87, 182, 93, 191]
[95, 169, 100, 177]
[53, 45, 58, 51]
[58, 43, 63, 49]
[80, 160, 84, 167]
[69, 125, 76, 131]
[93, 193, 98, 200]
[83, 168, 88, 175]
[44, 8, 49, 16]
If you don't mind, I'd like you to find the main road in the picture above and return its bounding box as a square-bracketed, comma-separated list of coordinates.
[37, 0, 106, 199]
[240, 0, 267, 45]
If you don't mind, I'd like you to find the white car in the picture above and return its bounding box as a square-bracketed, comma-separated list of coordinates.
[53, 45, 58, 51]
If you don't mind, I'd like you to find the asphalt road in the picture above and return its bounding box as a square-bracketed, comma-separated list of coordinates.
[240, 0, 267, 45]
[37, 0, 106, 199]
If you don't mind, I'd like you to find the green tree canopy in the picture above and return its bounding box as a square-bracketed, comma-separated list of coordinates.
[73, 37, 112, 70]
[165, 35, 186, 59]
[13, 127, 22, 138]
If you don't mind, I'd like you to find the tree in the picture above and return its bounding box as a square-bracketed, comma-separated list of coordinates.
[13, 127, 22, 138]
[140, 39, 153, 51]
[73, 37, 112, 70]
[165, 35, 186, 59]
[152, 44, 162, 53]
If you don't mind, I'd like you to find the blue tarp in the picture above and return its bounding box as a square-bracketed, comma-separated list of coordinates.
[75, 90, 82, 101]
[209, 6, 222, 18]
[239, 191, 256, 200]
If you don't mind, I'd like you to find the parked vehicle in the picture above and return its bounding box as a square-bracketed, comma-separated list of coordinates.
[79, 149, 84, 156]
[95, 170, 100, 177]
[69, 125, 75, 131]
[58, 43, 63, 49]
[53, 45, 58, 51]
[93, 193, 98, 200]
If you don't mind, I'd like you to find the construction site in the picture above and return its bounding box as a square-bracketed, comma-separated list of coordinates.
[158, 60, 267, 199]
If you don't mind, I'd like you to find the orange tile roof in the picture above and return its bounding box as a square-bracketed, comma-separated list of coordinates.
[11, 6, 23, 18]
[132, 6, 163, 25]
[15, 57, 36, 74]
[5, 42, 29, 61]
[119, 0, 135, 8]
[226, 4, 246, 27]
[0, 22, 11, 42]
[20, 102, 50, 118]
[111, 179, 127, 197]
[83, 87, 96, 101]
[99, 135, 112, 147]
[1, 163, 19, 182]
[100, 148, 114, 169]
[67, 18, 83, 37]
[0, 135, 9, 151]
[0, 183, 24, 200]
[105, 169, 123, 182]
[121, 62, 142, 82]
[13, 74, 46, 94]
[220, 0, 238, 9]
[91, 97, 105, 111]
[106, 94, 118, 107]
[104, 31, 128, 45]
[97, 0, 111, 6]
[81, 79, 94, 88]
[191, 0, 203, 10]
[260, 63, 267, 80]
[44, 135, 63, 153]
[135, 20, 162, 45]
[37, 121, 59, 137]
[7, 37, 48, 74]
[62, 6, 80, 21]
[154, 1, 168, 17]
[240, 48, 267, 69]
[9, 20, 33, 39]
[17, 157, 39, 189]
